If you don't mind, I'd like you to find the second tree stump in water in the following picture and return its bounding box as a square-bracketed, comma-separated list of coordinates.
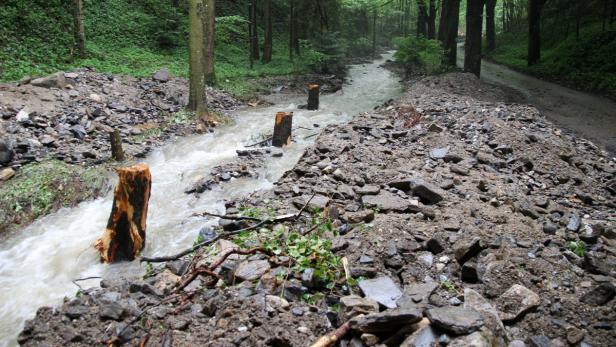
[307, 84, 320, 110]
[95, 163, 152, 263]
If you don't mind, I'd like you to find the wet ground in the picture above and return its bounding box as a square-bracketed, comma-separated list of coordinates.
[457, 44, 616, 155]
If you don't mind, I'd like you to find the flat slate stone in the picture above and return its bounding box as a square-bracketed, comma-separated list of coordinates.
[350, 309, 423, 333]
[361, 191, 410, 213]
[496, 284, 540, 322]
[358, 276, 403, 309]
[426, 306, 484, 335]
[234, 260, 271, 281]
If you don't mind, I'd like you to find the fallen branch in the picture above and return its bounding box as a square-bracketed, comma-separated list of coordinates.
[71, 276, 102, 291]
[192, 211, 262, 222]
[310, 322, 351, 347]
[245, 136, 272, 148]
[303, 132, 319, 140]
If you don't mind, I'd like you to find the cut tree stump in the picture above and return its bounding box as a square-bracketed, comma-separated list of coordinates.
[272, 112, 293, 147]
[109, 130, 125, 161]
[307, 84, 320, 110]
[95, 163, 151, 263]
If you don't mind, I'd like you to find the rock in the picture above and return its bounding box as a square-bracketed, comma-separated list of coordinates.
[566, 214, 581, 232]
[579, 282, 615, 305]
[527, 335, 550, 347]
[99, 300, 125, 320]
[64, 72, 79, 79]
[579, 224, 601, 244]
[31, 72, 67, 89]
[398, 282, 439, 307]
[428, 123, 444, 132]
[292, 194, 330, 210]
[16, 108, 30, 123]
[338, 295, 380, 322]
[344, 210, 375, 224]
[0, 168, 15, 181]
[361, 191, 410, 213]
[166, 316, 190, 330]
[166, 260, 189, 276]
[360, 333, 379, 346]
[350, 309, 423, 333]
[464, 289, 506, 344]
[496, 284, 540, 322]
[40, 135, 56, 146]
[70, 124, 87, 140]
[542, 222, 557, 235]
[430, 147, 449, 160]
[0, 139, 15, 165]
[65, 305, 89, 319]
[453, 237, 483, 264]
[301, 268, 315, 288]
[426, 237, 445, 254]
[410, 179, 445, 204]
[234, 260, 271, 281]
[358, 276, 403, 309]
[400, 322, 439, 347]
[461, 261, 479, 283]
[509, 340, 527, 347]
[152, 69, 171, 82]
[354, 185, 381, 195]
[265, 295, 290, 312]
[426, 306, 484, 335]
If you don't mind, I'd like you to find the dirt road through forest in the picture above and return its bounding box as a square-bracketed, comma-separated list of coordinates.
[457, 45, 616, 155]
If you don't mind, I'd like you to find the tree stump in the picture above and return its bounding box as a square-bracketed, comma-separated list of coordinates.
[307, 84, 320, 110]
[272, 112, 293, 147]
[95, 163, 152, 263]
[109, 129, 125, 161]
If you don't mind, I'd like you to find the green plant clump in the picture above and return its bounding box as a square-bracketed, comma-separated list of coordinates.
[393, 36, 447, 74]
[567, 241, 587, 257]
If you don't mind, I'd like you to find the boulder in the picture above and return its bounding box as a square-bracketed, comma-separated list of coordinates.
[234, 260, 271, 281]
[358, 276, 403, 309]
[152, 69, 171, 82]
[338, 295, 379, 322]
[496, 284, 540, 323]
[31, 72, 67, 89]
[0, 168, 15, 181]
[0, 139, 14, 164]
[426, 306, 484, 335]
[579, 282, 615, 305]
[361, 191, 410, 213]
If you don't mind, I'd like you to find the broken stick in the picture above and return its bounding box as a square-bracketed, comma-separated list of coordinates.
[310, 322, 351, 347]
[95, 163, 152, 263]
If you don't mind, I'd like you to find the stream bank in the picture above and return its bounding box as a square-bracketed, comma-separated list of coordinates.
[17, 72, 616, 346]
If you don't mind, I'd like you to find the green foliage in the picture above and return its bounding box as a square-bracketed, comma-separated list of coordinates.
[440, 279, 457, 293]
[393, 36, 447, 74]
[0, 160, 108, 233]
[346, 37, 373, 57]
[143, 262, 155, 279]
[567, 241, 587, 257]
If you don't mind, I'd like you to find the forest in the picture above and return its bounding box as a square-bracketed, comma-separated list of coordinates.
[0, 1, 615, 347]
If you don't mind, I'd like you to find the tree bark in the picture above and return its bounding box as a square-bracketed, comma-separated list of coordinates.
[372, 8, 377, 58]
[427, 0, 437, 39]
[203, 0, 216, 85]
[307, 84, 320, 111]
[289, 0, 295, 60]
[95, 164, 151, 263]
[72, 0, 86, 58]
[262, 0, 273, 63]
[485, 0, 497, 51]
[528, 0, 543, 66]
[464, 0, 484, 77]
[272, 112, 293, 147]
[438, 0, 460, 66]
[188, 0, 210, 126]
[250, 0, 260, 61]
[109, 130, 125, 161]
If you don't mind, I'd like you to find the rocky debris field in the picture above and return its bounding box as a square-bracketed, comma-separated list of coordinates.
[0, 69, 241, 172]
[18, 73, 616, 347]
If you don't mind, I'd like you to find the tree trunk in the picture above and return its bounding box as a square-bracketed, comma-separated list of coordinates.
[485, 0, 497, 51]
[307, 84, 320, 110]
[427, 0, 437, 39]
[188, 0, 210, 126]
[417, 0, 428, 37]
[611, 0, 615, 25]
[203, 0, 216, 85]
[289, 0, 295, 60]
[72, 0, 86, 58]
[464, 0, 484, 77]
[262, 0, 273, 63]
[109, 130, 125, 161]
[272, 112, 293, 147]
[372, 8, 377, 58]
[438, 0, 460, 66]
[528, 0, 542, 66]
[95, 164, 151, 263]
[250, 0, 260, 61]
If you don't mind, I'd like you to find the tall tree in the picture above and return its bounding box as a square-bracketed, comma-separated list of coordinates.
[438, 0, 461, 65]
[528, 0, 544, 66]
[188, 0, 210, 128]
[72, 0, 86, 58]
[262, 0, 273, 63]
[465, 0, 484, 77]
[250, 0, 259, 61]
[204, 0, 216, 85]
[427, 0, 437, 39]
[289, 0, 295, 60]
[416, 0, 428, 37]
[485, 0, 497, 51]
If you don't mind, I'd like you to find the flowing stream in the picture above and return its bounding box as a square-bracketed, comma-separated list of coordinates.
[0, 53, 403, 347]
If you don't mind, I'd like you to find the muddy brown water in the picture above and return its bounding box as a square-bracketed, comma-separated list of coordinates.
[0, 54, 403, 347]
[457, 44, 616, 155]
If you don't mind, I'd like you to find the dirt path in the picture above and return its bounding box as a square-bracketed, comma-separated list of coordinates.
[457, 45, 616, 155]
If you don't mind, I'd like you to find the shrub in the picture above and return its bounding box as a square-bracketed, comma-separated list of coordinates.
[393, 36, 446, 74]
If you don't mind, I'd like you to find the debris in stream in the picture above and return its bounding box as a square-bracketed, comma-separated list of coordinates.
[16, 72, 616, 347]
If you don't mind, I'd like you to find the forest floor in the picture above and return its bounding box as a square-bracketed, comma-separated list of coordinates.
[0, 68, 343, 234]
[17, 72, 616, 346]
